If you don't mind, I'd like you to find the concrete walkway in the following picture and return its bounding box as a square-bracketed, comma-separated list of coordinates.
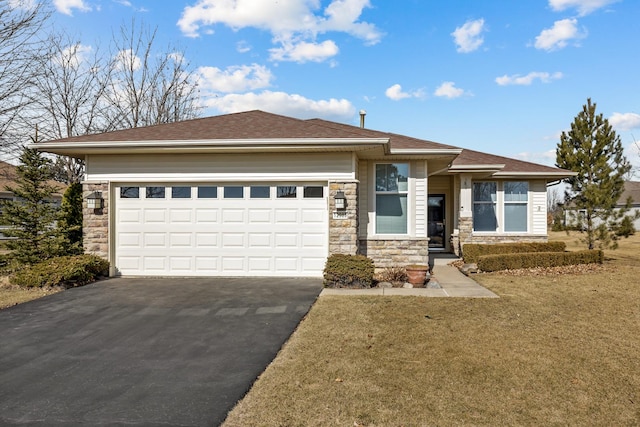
[320, 254, 498, 298]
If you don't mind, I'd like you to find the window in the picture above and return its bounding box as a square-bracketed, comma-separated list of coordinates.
[250, 186, 270, 198]
[197, 186, 217, 198]
[224, 186, 244, 198]
[277, 186, 297, 198]
[473, 182, 497, 232]
[146, 187, 165, 199]
[504, 182, 528, 232]
[303, 186, 324, 198]
[375, 163, 408, 234]
[120, 187, 139, 198]
[171, 186, 191, 198]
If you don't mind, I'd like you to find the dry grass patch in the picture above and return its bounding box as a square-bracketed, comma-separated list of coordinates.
[223, 233, 640, 426]
[0, 276, 62, 310]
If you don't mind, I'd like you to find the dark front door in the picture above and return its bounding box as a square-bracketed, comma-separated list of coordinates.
[428, 195, 446, 249]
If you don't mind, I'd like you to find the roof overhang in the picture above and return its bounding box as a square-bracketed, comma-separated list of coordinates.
[30, 138, 393, 158]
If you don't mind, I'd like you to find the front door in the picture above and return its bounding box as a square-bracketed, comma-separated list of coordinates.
[428, 195, 446, 250]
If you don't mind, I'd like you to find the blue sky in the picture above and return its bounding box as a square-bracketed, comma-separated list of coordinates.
[50, 0, 640, 173]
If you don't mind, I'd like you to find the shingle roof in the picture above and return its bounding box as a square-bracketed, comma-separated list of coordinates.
[0, 161, 66, 195]
[620, 181, 640, 205]
[43, 109, 572, 175]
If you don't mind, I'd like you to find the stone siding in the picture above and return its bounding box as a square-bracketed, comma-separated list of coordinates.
[83, 182, 109, 260]
[358, 239, 428, 269]
[328, 181, 358, 255]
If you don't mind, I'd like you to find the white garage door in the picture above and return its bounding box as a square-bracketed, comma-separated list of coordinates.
[114, 184, 328, 277]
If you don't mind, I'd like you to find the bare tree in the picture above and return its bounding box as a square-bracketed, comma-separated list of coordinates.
[102, 20, 200, 131]
[0, 0, 50, 157]
[30, 34, 112, 183]
[25, 20, 200, 183]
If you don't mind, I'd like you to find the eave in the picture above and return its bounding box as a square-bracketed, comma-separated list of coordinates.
[29, 138, 392, 159]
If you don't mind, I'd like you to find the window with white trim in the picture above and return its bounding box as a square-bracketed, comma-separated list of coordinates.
[473, 182, 497, 231]
[472, 181, 529, 232]
[375, 163, 409, 234]
[504, 181, 528, 232]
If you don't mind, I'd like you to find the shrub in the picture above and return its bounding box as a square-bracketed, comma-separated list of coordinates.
[476, 250, 603, 272]
[323, 254, 375, 288]
[376, 266, 407, 287]
[462, 242, 566, 264]
[10, 254, 110, 288]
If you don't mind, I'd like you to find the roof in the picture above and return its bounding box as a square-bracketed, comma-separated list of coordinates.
[620, 181, 640, 205]
[0, 161, 66, 196]
[34, 110, 573, 178]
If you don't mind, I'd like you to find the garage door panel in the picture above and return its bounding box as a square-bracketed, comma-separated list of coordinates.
[143, 233, 166, 247]
[222, 209, 244, 223]
[170, 233, 192, 247]
[116, 184, 327, 277]
[169, 209, 192, 223]
[196, 233, 218, 247]
[195, 209, 218, 223]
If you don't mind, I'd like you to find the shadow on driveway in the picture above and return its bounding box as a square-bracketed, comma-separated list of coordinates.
[0, 277, 322, 426]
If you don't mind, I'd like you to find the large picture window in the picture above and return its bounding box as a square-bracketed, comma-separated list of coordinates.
[504, 181, 528, 232]
[375, 163, 408, 234]
[473, 182, 497, 232]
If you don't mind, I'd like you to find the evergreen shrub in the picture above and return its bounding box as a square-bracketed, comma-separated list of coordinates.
[463, 242, 566, 264]
[11, 254, 109, 288]
[323, 254, 375, 288]
[476, 250, 603, 272]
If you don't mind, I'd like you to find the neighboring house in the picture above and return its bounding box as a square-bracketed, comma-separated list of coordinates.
[32, 110, 574, 277]
[0, 160, 65, 238]
[564, 180, 640, 230]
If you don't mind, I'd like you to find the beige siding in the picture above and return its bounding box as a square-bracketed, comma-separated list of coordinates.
[358, 159, 369, 237]
[531, 180, 547, 234]
[86, 152, 355, 182]
[414, 161, 427, 237]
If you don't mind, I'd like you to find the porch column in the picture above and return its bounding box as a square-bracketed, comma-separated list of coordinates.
[328, 181, 359, 255]
[457, 174, 473, 254]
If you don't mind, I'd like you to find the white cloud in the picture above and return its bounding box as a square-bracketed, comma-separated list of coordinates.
[236, 41, 251, 53]
[53, 0, 91, 15]
[269, 40, 339, 63]
[495, 71, 563, 86]
[535, 18, 586, 51]
[434, 82, 467, 99]
[451, 18, 486, 53]
[113, 49, 141, 72]
[384, 84, 425, 101]
[8, 0, 37, 10]
[514, 149, 558, 167]
[177, 0, 382, 63]
[202, 90, 355, 122]
[548, 0, 619, 16]
[195, 64, 273, 93]
[610, 112, 640, 131]
[54, 44, 93, 69]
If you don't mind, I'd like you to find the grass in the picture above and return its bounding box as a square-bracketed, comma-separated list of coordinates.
[0, 276, 62, 310]
[223, 231, 640, 426]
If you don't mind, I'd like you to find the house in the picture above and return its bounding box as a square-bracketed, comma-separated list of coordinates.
[32, 110, 575, 277]
[564, 181, 640, 230]
[0, 161, 65, 238]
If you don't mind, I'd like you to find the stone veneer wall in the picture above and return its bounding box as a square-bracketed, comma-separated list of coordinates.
[358, 239, 428, 269]
[328, 181, 358, 255]
[83, 182, 109, 260]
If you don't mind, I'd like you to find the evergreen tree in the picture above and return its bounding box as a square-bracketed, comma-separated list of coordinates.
[556, 98, 637, 249]
[0, 148, 60, 265]
[57, 182, 83, 255]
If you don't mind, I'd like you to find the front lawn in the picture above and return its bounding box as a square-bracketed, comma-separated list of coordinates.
[0, 276, 62, 309]
[222, 232, 640, 426]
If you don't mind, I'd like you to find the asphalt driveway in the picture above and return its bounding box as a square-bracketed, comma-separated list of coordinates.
[0, 277, 322, 426]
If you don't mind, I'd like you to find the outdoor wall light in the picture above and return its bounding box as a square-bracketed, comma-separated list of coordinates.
[334, 190, 346, 210]
[87, 192, 104, 210]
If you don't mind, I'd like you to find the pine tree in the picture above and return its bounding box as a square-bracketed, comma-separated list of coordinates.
[57, 182, 83, 255]
[556, 98, 637, 249]
[1, 148, 61, 265]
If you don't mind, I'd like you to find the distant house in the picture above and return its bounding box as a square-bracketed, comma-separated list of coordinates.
[32, 110, 575, 277]
[0, 161, 65, 238]
[563, 180, 640, 230]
